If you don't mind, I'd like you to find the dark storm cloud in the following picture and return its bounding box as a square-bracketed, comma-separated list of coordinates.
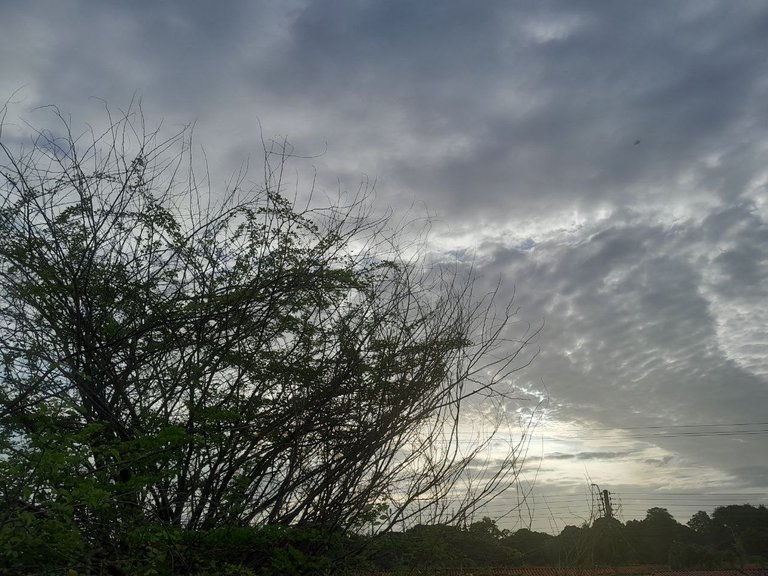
[4, 1, 768, 217]
[261, 0, 768, 219]
[2, 0, 768, 524]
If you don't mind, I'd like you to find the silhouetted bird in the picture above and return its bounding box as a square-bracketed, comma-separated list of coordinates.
[634, 139, 641, 145]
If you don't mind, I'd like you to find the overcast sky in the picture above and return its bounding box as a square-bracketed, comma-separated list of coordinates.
[2, 0, 768, 532]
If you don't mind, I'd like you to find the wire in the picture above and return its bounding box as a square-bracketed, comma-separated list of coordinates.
[546, 420, 768, 432]
[566, 429, 768, 440]
[449, 421, 768, 444]
[619, 491, 768, 496]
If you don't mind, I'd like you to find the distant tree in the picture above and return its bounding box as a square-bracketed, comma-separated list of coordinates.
[555, 524, 591, 566]
[645, 507, 676, 524]
[590, 516, 630, 565]
[365, 522, 520, 570]
[0, 105, 538, 573]
[688, 510, 714, 535]
[503, 527, 554, 565]
[467, 516, 505, 540]
[711, 505, 768, 560]
[401, 524, 472, 569]
[625, 507, 693, 565]
[687, 509, 717, 551]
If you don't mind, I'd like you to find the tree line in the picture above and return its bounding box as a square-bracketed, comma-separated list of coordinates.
[361, 503, 768, 571]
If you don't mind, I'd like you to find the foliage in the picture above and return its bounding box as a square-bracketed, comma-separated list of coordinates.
[669, 541, 726, 570]
[331, 506, 768, 572]
[0, 104, 537, 573]
[687, 510, 714, 536]
[468, 516, 507, 539]
[362, 520, 521, 571]
[501, 527, 554, 565]
[711, 504, 768, 559]
[624, 507, 694, 564]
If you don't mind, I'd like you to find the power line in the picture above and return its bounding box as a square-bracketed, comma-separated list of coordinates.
[546, 421, 768, 432]
[528, 494, 768, 502]
[449, 422, 768, 444]
[569, 429, 768, 440]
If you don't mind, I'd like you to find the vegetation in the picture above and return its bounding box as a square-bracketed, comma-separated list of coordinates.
[358, 504, 768, 571]
[0, 105, 539, 575]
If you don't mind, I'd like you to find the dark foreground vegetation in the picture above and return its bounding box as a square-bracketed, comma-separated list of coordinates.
[2, 503, 766, 574]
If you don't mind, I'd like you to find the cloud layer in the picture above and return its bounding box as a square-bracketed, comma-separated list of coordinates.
[2, 0, 767, 529]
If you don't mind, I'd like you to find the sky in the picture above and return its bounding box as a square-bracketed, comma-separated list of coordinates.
[2, 0, 768, 532]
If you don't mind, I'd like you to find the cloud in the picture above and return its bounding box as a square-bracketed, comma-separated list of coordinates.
[643, 456, 674, 467]
[2, 0, 768, 528]
[546, 451, 632, 461]
[546, 452, 576, 460]
[576, 451, 632, 461]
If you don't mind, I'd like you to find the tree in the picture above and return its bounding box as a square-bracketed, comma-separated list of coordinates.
[0, 105, 538, 573]
[625, 507, 693, 565]
[589, 516, 630, 565]
[467, 516, 505, 540]
[711, 505, 768, 559]
[503, 528, 554, 565]
[688, 510, 714, 536]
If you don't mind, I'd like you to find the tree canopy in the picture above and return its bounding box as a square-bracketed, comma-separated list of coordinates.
[0, 106, 538, 574]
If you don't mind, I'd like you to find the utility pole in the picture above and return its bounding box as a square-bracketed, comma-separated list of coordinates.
[591, 484, 614, 520]
[602, 489, 613, 520]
